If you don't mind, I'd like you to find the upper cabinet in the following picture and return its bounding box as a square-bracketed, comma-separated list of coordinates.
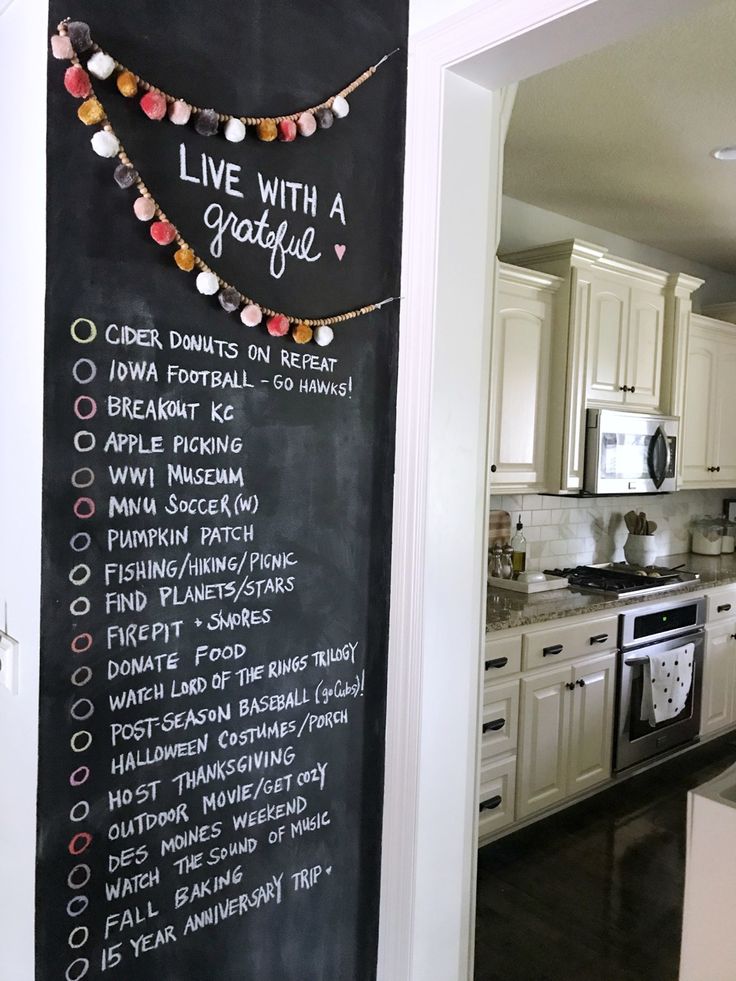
[489, 263, 561, 491]
[679, 315, 736, 488]
[498, 241, 703, 492]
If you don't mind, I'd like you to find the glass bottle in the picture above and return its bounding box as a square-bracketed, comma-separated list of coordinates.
[511, 514, 527, 574]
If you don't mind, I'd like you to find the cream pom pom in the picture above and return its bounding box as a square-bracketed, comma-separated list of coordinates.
[314, 326, 334, 347]
[91, 130, 120, 158]
[196, 271, 219, 296]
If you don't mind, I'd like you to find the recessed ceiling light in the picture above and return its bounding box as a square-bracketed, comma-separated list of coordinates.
[711, 146, 736, 160]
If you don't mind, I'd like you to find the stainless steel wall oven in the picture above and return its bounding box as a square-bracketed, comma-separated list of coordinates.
[614, 596, 706, 773]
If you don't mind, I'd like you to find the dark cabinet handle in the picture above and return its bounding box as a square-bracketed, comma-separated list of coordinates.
[619, 385, 627, 392]
[716, 466, 721, 473]
[490, 464, 497, 473]
[708, 467, 717, 473]
[731, 634, 736, 641]
[479, 795, 502, 812]
[543, 644, 564, 657]
[577, 679, 586, 688]
[590, 633, 609, 645]
[565, 682, 575, 691]
[483, 718, 506, 733]
[630, 386, 635, 393]
[485, 656, 508, 671]
[718, 604, 732, 613]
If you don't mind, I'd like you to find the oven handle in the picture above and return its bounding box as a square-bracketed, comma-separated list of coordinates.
[624, 656, 651, 666]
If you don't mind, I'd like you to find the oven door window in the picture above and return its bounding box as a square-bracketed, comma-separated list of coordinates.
[625, 660, 694, 740]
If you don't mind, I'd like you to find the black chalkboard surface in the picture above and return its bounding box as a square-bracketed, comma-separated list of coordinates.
[38, 2, 406, 979]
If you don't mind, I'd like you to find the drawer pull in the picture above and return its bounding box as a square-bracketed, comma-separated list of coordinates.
[718, 603, 732, 613]
[543, 644, 564, 657]
[482, 718, 505, 734]
[590, 633, 609, 645]
[485, 656, 509, 670]
[479, 795, 502, 812]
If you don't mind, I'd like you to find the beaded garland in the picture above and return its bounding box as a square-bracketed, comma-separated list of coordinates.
[53, 17, 398, 145]
[51, 19, 400, 347]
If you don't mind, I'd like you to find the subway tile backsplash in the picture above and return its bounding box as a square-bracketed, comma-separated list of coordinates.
[491, 489, 734, 570]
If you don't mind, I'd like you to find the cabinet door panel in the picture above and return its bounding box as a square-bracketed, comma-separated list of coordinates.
[490, 290, 551, 489]
[517, 666, 571, 819]
[681, 334, 717, 487]
[715, 346, 736, 485]
[481, 680, 519, 761]
[701, 623, 736, 736]
[626, 292, 664, 408]
[568, 653, 616, 795]
[586, 282, 628, 404]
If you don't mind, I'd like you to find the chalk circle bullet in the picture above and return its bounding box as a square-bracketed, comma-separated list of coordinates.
[73, 431, 96, 453]
[69, 801, 90, 823]
[67, 832, 92, 857]
[67, 926, 89, 950]
[65, 957, 90, 981]
[69, 596, 91, 617]
[71, 666, 92, 687]
[69, 564, 91, 586]
[72, 358, 97, 385]
[66, 895, 89, 919]
[67, 863, 91, 889]
[70, 698, 94, 721]
[71, 468, 95, 489]
[69, 318, 97, 344]
[70, 730, 92, 753]
[73, 497, 95, 520]
[69, 765, 90, 787]
[74, 396, 97, 420]
[69, 532, 91, 552]
[71, 633, 93, 654]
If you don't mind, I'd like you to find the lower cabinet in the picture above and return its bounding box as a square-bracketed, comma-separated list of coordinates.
[701, 620, 736, 736]
[517, 652, 616, 820]
[478, 755, 517, 838]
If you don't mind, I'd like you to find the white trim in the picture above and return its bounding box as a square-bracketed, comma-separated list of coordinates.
[379, 1, 714, 979]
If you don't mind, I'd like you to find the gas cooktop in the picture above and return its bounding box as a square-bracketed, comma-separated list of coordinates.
[542, 563, 700, 598]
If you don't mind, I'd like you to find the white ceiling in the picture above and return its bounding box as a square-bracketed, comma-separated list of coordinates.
[503, 0, 736, 274]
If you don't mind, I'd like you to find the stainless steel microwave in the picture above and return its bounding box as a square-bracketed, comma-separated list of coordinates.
[583, 409, 679, 494]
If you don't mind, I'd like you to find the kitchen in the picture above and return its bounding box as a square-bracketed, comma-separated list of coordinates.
[476, 2, 736, 978]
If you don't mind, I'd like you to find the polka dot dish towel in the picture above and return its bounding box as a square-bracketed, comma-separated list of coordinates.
[640, 642, 694, 727]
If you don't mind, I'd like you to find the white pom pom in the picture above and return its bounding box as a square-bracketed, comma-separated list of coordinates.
[91, 130, 120, 158]
[225, 118, 246, 143]
[331, 96, 350, 119]
[196, 271, 219, 296]
[87, 51, 115, 80]
[314, 325, 334, 347]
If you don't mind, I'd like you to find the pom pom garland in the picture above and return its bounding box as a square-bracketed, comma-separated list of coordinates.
[53, 20, 398, 347]
[52, 22, 399, 148]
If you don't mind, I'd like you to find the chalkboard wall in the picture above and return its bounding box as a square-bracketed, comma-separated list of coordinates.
[38, 2, 407, 978]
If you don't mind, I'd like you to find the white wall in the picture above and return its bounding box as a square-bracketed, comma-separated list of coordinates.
[500, 196, 736, 309]
[0, 2, 45, 979]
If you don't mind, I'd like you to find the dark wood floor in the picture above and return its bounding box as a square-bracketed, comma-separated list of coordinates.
[475, 734, 736, 981]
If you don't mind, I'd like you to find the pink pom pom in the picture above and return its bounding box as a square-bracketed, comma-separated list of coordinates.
[267, 315, 290, 337]
[297, 112, 317, 137]
[51, 35, 74, 60]
[64, 66, 91, 99]
[133, 197, 156, 222]
[140, 91, 167, 121]
[150, 221, 176, 246]
[240, 304, 263, 327]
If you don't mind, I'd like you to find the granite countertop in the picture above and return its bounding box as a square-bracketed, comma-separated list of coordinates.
[486, 552, 736, 633]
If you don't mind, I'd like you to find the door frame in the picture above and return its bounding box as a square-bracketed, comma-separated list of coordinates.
[379, 1, 712, 978]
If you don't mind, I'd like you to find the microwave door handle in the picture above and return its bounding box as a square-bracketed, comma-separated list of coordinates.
[647, 425, 670, 489]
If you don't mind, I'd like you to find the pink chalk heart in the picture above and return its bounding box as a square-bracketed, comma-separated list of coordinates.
[334, 244, 346, 261]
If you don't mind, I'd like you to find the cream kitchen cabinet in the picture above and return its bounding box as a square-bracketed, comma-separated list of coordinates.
[586, 275, 665, 410]
[680, 315, 736, 488]
[700, 621, 736, 737]
[499, 240, 702, 492]
[516, 650, 616, 820]
[488, 262, 561, 491]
